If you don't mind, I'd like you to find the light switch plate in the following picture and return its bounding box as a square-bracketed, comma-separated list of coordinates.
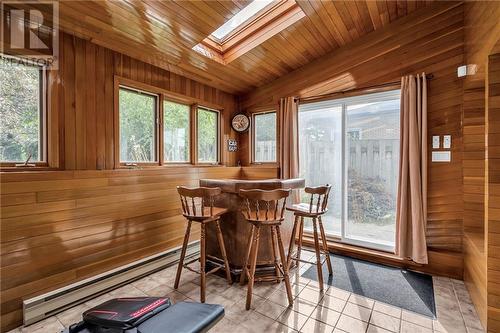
[432, 151, 451, 162]
[443, 135, 451, 149]
[432, 136, 440, 149]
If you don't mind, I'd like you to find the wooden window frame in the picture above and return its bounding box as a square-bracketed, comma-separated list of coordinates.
[113, 76, 224, 169]
[0, 62, 53, 169]
[195, 106, 221, 166]
[251, 110, 278, 164]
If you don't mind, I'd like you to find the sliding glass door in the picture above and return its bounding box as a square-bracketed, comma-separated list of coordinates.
[298, 90, 400, 252]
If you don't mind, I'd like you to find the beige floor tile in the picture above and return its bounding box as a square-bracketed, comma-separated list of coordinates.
[310, 305, 341, 327]
[108, 284, 147, 298]
[164, 290, 188, 303]
[252, 283, 281, 298]
[255, 300, 287, 320]
[20, 316, 64, 333]
[84, 292, 114, 307]
[277, 309, 309, 331]
[342, 302, 372, 322]
[319, 294, 347, 313]
[400, 320, 432, 333]
[131, 276, 164, 292]
[211, 318, 246, 333]
[224, 294, 265, 322]
[55, 303, 90, 327]
[369, 311, 400, 332]
[144, 283, 173, 297]
[277, 281, 306, 297]
[220, 284, 247, 299]
[372, 302, 401, 319]
[366, 324, 393, 333]
[268, 289, 295, 307]
[175, 281, 200, 298]
[300, 318, 335, 333]
[298, 286, 325, 304]
[240, 311, 277, 331]
[347, 294, 375, 309]
[290, 297, 318, 317]
[6, 328, 21, 333]
[267, 321, 299, 333]
[333, 329, 347, 333]
[401, 310, 433, 329]
[326, 287, 351, 301]
[307, 279, 331, 292]
[335, 314, 368, 333]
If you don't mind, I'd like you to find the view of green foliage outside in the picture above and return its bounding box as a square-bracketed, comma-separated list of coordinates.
[164, 101, 190, 162]
[119, 88, 156, 162]
[254, 112, 276, 162]
[197, 108, 218, 163]
[0, 60, 42, 162]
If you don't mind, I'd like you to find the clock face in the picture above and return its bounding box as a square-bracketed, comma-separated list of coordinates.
[232, 114, 250, 132]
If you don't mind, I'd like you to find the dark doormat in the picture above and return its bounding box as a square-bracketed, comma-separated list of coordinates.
[301, 254, 436, 318]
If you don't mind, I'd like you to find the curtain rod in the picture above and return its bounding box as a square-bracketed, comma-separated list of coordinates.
[297, 73, 434, 103]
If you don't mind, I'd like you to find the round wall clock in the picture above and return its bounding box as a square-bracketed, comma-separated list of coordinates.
[231, 113, 250, 133]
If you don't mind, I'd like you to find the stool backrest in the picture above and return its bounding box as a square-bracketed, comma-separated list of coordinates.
[177, 186, 221, 218]
[239, 189, 291, 222]
[304, 184, 331, 214]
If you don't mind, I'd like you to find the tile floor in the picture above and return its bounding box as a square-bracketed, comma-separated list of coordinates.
[9, 250, 484, 333]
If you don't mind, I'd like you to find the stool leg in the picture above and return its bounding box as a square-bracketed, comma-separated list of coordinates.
[240, 225, 255, 285]
[246, 226, 260, 310]
[312, 217, 324, 290]
[200, 223, 206, 303]
[270, 226, 281, 282]
[286, 215, 300, 270]
[215, 220, 232, 284]
[174, 220, 191, 289]
[318, 216, 333, 276]
[276, 225, 293, 306]
[296, 217, 305, 266]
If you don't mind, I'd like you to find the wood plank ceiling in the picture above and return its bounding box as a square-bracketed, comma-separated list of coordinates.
[57, 0, 433, 95]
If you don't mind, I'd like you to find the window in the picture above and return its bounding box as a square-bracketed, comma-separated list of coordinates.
[164, 100, 190, 163]
[299, 89, 401, 252]
[119, 87, 158, 163]
[0, 59, 45, 163]
[197, 108, 219, 163]
[253, 111, 277, 163]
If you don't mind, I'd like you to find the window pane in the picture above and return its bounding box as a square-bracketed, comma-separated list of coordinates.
[164, 101, 190, 162]
[119, 88, 157, 162]
[299, 102, 343, 236]
[345, 94, 400, 248]
[197, 108, 218, 163]
[0, 60, 42, 162]
[254, 112, 276, 162]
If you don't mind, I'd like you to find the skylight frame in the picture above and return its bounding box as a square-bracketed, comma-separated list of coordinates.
[192, 0, 305, 65]
[211, 0, 275, 42]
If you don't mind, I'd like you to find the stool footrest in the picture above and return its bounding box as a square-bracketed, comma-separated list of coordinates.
[291, 253, 329, 266]
[183, 257, 226, 276]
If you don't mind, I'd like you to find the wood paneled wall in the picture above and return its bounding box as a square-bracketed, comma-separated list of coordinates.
[487, 51, 500, 332]
[0, 32, 243, 332]
[462, 2, 500, 330]
[53, 32, 240, 170]
[239, 2, 465, 278]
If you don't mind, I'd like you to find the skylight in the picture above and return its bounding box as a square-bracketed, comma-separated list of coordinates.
[211, 0, 274, 40]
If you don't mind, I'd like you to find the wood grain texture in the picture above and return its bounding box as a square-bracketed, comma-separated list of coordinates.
[462, 2, 500, 329]
[54, 32, 239, 170]
[487, 51, 500, 333]
[49, 1, 433, 95]
[0, 167, 241, 331]
[239, 2, 465, 278]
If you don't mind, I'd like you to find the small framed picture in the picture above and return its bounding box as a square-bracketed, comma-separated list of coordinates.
[228, 139, 237, 152]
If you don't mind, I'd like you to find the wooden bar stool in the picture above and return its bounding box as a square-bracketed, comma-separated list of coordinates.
[286, 185, 333, 290]
[174, 186, 232, 303]
[239, 189, 294, 310]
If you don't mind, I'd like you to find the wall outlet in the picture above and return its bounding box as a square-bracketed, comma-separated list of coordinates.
[432, 136, 440, 149]
[443, 135, 451, 149]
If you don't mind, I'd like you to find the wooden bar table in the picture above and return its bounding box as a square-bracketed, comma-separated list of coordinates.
[199, 178, 305, 277]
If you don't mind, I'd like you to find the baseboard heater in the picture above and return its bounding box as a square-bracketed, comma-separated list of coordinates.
[23, 241, 200, 326]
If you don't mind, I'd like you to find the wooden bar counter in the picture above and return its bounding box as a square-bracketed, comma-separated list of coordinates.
[199, 178, 305, 275]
